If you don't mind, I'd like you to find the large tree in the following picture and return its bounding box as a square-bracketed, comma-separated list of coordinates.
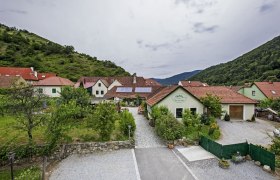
[200, 94, 222, 118]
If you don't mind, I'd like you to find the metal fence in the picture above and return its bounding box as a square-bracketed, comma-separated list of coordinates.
[199, 136, 275, 170]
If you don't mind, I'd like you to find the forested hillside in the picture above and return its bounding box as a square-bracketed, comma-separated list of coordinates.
[0, 24, 130, 81]
[189, 36, 280, 85]
[153, 70, 201, 85]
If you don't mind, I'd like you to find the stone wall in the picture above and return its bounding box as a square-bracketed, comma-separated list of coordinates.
[50, 140, 135, 160]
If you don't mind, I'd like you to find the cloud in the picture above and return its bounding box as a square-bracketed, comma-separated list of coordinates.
[193, 22, 218, 33]
[259, 2, 275, 12]
[0, 9, 28, 14]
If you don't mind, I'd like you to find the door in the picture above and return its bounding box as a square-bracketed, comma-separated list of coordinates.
[229, 105, 243, 120]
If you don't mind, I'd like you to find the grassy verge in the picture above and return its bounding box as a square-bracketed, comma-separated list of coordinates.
[183, 124, 221, 141]
[0, 166, 41, 180]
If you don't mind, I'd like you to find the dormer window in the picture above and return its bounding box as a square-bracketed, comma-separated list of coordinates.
[272, 90, 276, 94]
[252, 91, 256, 96]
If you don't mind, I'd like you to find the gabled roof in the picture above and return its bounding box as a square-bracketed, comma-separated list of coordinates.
[145, 78, 162, 86]
[254, 82, 280, 99]
[179, 80, 208, 87]
[228, 86, 243, 92]
[147, 85, 257, 106]
[185, 86, 257, 104]
[34, 76, 74, 86]
[0, 76, 25, 88]
[37, 73, 56, 80]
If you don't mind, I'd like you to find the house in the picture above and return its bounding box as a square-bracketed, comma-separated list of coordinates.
[0, 66, 56, 84]
[76, 75, 162, 98]
[178, 80, 209, 87]
[33, 76, 74, 97]
[238, 82, 280, 101]
[0, 76, 27, 88]
[146, 86, 257, 120]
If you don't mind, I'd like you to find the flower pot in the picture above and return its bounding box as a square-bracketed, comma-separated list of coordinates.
[167, 144, 174, 149]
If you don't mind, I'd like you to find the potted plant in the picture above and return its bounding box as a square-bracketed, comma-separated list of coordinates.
[224, 113, 230, 121]
[219, 158, 230, 169]
[232, 151, 244, 163]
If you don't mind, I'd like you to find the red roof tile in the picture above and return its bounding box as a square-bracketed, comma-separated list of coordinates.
[0, 76, 25, 88]
[254, 82, 280, 99]
[146, 86, 179, 106]
[37, 73, 56, 80]
[34, 76, 74, 86]
[185, 86, 257, 104]
[179, 81, 208, 87]
[145, 78, 162, 86]
[0, 67, 37, 80]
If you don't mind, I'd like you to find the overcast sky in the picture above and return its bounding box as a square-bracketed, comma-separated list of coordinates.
[0, 0, 280, 78]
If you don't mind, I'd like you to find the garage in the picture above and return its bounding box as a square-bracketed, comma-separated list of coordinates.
[229, 105, 243, 120]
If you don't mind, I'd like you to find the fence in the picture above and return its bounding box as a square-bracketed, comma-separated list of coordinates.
[200, 136, 275, 170]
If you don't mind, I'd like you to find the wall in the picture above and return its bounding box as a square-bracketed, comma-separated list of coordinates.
[35, 86, 62, 97]
[222, 104, 255, 120]
[91, 80, 108, 97]
[153, 88, 204, 119]
[238, 84, 266, 101]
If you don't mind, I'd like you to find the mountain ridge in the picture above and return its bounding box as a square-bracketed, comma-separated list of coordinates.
[153, 70, 201, 85]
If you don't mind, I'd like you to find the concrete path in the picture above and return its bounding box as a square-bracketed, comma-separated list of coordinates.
[217, 118, 274, 146]
[129, 107, 164, 148]
[129, 107, 197, 180]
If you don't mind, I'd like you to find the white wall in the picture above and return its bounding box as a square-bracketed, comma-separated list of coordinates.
[153, 88, 204, 119]
[222, 104, 255, 120]
[108, 80, 122, 90]
[91, 80, 108, 97]
[35, 86, 62, 97]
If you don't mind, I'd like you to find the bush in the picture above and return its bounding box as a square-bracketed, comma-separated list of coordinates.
[200, 113, 210, 125]
[15, 166, 41, 180]
[251, 114, 255, 122]
[182, 109, 200, 127]
[155, 112, 184, 142]
[208, 122, 219, 135]
[224, 113, 230, 121]
[150, 106, 169, 127]
[120, 110, 136, 137]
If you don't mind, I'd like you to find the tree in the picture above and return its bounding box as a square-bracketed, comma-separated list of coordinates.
[200, 94, 222, 118]
[7, 86, 48, 145]
[64, 45, 74, 54]
[87, 103, 118, 141]
[119, 110, 136, 137]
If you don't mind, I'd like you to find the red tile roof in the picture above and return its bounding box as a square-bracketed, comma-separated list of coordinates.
[179, 81, 208, 87]
[185, 86, 257, 104]
[254, 82, 280, 99]
[34, 76, 74, 86]
[147, 86, 257, 106]
[0, 67, 56, 81]
[145, 78, 162, 86]
[0, 76, 24, 88]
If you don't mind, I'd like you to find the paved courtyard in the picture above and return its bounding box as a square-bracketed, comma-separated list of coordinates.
[217, 118, 275, 146]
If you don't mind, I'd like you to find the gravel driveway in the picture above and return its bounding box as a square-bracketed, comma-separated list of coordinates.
[217, 118, 275, 146]
[129, 107, 164, 148]
[49, 149, 138, 180]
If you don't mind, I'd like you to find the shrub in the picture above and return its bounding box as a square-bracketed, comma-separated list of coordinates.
[200, 113, 210, 125]
[120, 110, 136, 137]
[208, 122, 219, 135]
[201, 94, 222, 118]
[251, 114, 256, 122]
[150, 106, 169, 127]
[15, 166, 41, 180]
[182, 109, 200, 127]
[224, 113, 230, 121]
[155, 112, 184, 142]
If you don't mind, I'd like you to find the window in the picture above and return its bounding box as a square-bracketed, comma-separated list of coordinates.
[96, 90, 99, 95]
[252, 90, 256, 96]
[52, 88, 56, 93]
[176, 108, 183, 118]
[98, 83, 101, 87]
[190, 108, 197, 115]
[38, 88, 43, 94]
[101, 90, 104, 95]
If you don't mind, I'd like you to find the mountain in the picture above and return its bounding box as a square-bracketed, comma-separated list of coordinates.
[0, 24, 130, 81]
[189, 36, 280, 85]
[153, 70, 201, 85]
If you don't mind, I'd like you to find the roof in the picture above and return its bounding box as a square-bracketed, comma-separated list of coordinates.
[105, 86, 163, 99]
[179, 81, 208, 87]
[146, 86, 178, 106]
[147, 86, 257, 106]
[34, 76, 74, 86]
[145, 78, 162, 86]
[185, 86, 257, 104]
[0, 67, 56, 81]
[228, 86, 243, 92]
[0, 76, 25, 88]
[254, 82, 280, 99]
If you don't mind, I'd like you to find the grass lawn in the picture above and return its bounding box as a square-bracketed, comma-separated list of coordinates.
[0, 166, 41, 180]
[183, 125, 221, 141]
[0, 115, 127, 145]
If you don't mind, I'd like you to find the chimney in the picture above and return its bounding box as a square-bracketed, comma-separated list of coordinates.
[133, 73, 137, 84]
[30, 67, 34, 72]
[34, 71, 38, 78]
[188, 81, 191, 84]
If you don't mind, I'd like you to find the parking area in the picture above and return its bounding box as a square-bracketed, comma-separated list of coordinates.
[50, 149, 138, 180]
[217, 118, 275, 146]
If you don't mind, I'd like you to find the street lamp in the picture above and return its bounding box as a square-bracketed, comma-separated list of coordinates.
[128, 125, 131, 139]
[8, 151, 15, 180]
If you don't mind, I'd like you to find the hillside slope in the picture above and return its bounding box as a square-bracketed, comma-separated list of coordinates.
[189, 36, 280, 85]
[0, 24, 130, 81]
[153, 70, 201, 85]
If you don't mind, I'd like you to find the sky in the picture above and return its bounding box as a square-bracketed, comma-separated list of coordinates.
[0, 0, 280, 78]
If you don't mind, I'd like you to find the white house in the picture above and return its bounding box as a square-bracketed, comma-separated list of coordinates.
[33, 76, 74, 97]
[146, 86, 257, 120]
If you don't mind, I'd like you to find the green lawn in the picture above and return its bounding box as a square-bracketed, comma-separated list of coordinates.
[0, 166, 41, 180]
[0, 115, 127, 145]
[183, 125, 221, 141]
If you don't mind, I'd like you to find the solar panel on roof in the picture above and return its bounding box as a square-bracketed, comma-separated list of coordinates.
[135, 87, 152, 93]
[116, 87, 133, 93]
